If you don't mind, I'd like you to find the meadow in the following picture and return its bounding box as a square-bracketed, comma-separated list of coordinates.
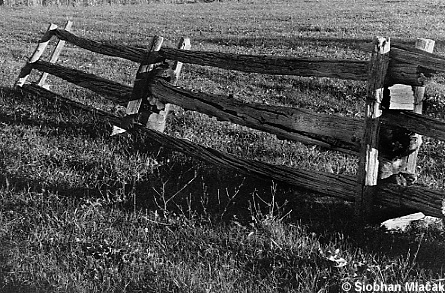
[1, 0, 445, 292]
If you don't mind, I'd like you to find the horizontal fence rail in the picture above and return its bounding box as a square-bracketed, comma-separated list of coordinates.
[159, 48, 369, 80]
[30, 60, 132, 104]
[381, 110, 445, 142]
[391, 44, 445, 74]
[50, 28, 445, 86]
[21, 38, 445, 155]
[52, 28, 147, 63]
[19, 83, 445, 218]
[150, 79, 363, 153]
[52, 28, 370, 80]
[28, 59, 363, 153]
[32, 58, 445, 153]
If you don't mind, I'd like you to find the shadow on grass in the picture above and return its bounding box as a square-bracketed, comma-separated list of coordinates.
[0, 87, 109, 138]
[2, 85, 445, 277]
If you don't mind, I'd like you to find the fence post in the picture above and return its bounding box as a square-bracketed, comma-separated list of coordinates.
[112, 36, 191, 135]
[15, 23, 57, 88]
[127, 35, 164, 118]
[405, 39, 435, 174]
[356, 37, 390, 220]
[170, 38, 191, 85]
[149, 37, 191, 127]
[37, 20, 73, 89]
[111, 36, 164, 135]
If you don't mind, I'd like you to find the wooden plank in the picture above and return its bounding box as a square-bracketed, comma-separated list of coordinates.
[37, 20, 74, 89]
[160, 47, 369, 80]
[170, 38, 191, 85]
[376, 183, 445, 218]
[388, 39, 435, 111]
[150, 79, 363, 154]
[24, 28, 445, 85]
[18, 82, 357, 202]
[405, 39, 435, 175]
[356, 37, 390, 220]
[388, 84, 414, 110]
[127, 36, 164, 115]
[30, 60, 363, 153]
[146, 37, 191, 132]
[391, 43, 445, 74]
[112, 36, 164, 136]
[52, 28, 147, 63]
[387, 62, 427, 87]
[15, 23, 58, 87]
[52, 28, 368, 80]
[19, 82, 445, 218]
[381, 111, 445, 142]
[31, 60, 133, 104]
[380, 40, 435, 184]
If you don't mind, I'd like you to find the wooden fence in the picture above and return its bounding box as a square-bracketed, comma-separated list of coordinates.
[14, 22, 445, 221]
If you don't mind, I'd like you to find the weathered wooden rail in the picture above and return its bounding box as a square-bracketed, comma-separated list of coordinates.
[14, 22, 445, 221]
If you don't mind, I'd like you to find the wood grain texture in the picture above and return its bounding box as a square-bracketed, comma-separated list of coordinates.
[145, 37, 190, 132]
[37, 21, 73, 88]
[47, 28, 445, 86]
[391, 43, 445, 74]
[165, 38, 192, 116]
[18, 83, 445, 218]
[52, 28, 369, 80]
[381, 110, 445, 142]
[170, 38, 191, 85]
[27, 60, 364, 153]
[386, 62, 426, 86]
[31, 60, 133, 104]
[150, 79, 363, 154]
[51, 28, 445, 85]
[53, 28, 148, 63]
[28, 60, 445, 150]
[405, 39, 435, 174]
[356, 37, 391, 219]
[126, 36, 164, 117]
[376, 183, 445, 218]
[160, 47, 369, 80]
[15, 23, 58, 87]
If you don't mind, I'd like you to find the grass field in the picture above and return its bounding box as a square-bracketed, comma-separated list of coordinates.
[1, 0, 445, 292]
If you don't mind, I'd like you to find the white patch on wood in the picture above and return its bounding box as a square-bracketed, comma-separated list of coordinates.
[110, 125, 127, 136]
[388, 84, 415, 110]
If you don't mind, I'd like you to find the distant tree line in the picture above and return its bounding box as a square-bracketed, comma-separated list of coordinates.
[0, 0, 214, 5]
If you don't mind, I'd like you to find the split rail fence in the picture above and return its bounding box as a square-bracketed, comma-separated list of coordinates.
[15, 22, 445, 220]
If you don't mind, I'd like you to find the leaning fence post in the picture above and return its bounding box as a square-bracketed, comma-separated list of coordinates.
[112, 36, 191, 135]
[15, 23, 58, 88]
[37, 20, 73, 89]
[405, 38, 435, 174]
[356, 37, 390, 220]
[111, 36, 164, 135]
[151, 37, 191, 126]
[128, 35, 164, 120]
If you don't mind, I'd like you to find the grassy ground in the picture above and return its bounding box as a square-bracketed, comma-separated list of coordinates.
[1, 0, 445, 292]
